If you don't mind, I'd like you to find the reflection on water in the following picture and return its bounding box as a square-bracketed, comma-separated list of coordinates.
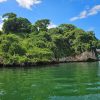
[0, 62, 100, 100]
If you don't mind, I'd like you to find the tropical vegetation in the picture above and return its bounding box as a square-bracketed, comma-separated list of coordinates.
[0, 13, 99, 65]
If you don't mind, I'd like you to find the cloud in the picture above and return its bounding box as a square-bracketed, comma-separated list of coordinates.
[0, 16, 6, 30]
[48, 22, 57, 29]
[16, 0, 42, 10]
[0, 16, 3, 30]
[0, 0, 7, 3]
[89, 5, 100, 15]
[0, 22, 3, 30]
[70, 5, 100, 21]
[70, 10, 87, 21]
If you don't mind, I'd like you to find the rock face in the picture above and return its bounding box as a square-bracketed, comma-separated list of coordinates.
[74, 51, 97, 61]
[53, 51, 97, 62]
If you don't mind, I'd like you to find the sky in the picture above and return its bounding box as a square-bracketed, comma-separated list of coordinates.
[0, 0, 100, 39]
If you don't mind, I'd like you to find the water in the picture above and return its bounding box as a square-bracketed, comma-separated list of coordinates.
[0, 62, 100, 100]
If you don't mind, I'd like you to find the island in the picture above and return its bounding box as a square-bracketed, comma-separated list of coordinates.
[0, 13, 100, 67]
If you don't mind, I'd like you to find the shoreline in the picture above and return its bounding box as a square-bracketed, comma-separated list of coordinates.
[0, 59, 99, 68]
[0, 51, 99, 67]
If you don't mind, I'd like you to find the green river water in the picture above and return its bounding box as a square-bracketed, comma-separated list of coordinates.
[0, 62, 100, 100]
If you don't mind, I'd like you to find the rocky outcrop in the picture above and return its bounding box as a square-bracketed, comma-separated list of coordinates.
[53, 51, 97, 62]
[74, 51, 97, 61]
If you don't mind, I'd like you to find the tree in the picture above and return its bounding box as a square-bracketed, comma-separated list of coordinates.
[3, 12, 17, 19]
[35, 19, 50, 32]
[15, 17, 31, 33]
[48, 27, 63, 35]
[0, 34, 26, 64]
[3, 17, 17, 33]
[2, 13, 31, 34]
[30, 25, 38, 34]
[59, 24, 76, 32]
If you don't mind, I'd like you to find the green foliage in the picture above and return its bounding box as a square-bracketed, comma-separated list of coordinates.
[31, 25, 38, 34]
[0, 12, 99, 65]
[2, 13, 31, 34]
[59, 24, 76, 33]
[3, 12, 17, 19]
[0, 34, 26, 64]
[35, 19, 50, 32]
[48, 28, 63, 35]
[0, 31, 3, 35]
[26, 47, 53, 62]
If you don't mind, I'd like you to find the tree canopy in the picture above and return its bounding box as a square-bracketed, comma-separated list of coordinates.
[2, 13, 31, 34]
[0, 12, 99, 65]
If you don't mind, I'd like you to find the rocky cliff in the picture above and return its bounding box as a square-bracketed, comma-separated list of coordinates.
[53, 51, 97, 62]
